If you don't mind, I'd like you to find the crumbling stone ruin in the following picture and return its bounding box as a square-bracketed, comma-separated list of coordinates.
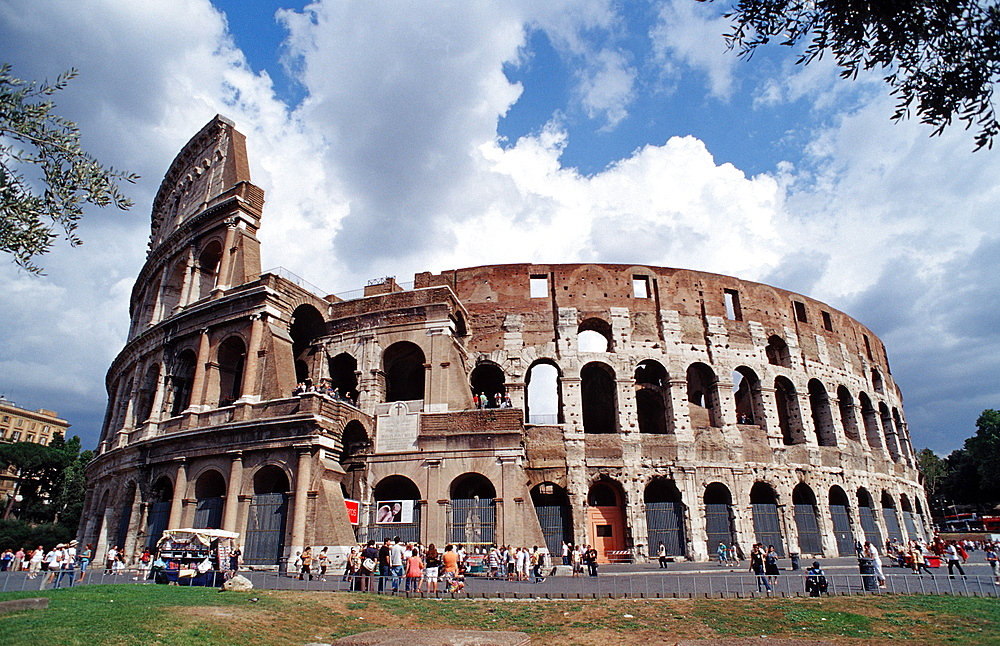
[81, 116, 928, 565]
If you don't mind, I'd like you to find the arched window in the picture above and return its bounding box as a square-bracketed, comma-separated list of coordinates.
[792, 483, 822, 554]
[750, 482, 784, 556]
[532, 483, 573, 555]
[471, 362, 506, 408]
[635, 360, 671, 434]
[871, 368, 884, 394]
[449, 473, 496, 547]
[828, 486, 855, 555]
[371, 475, 422, 543]
[145, 476, 173, 548]
[687, 362, 721, 427]
[880, 402, 900, 460]
[581, 362, 617, 433]
[339, 420, 370, 465]
[837, 386, 861, 442]
[808, 379, 837, 446]
[732, 367, 763, 425]
[774, 377, 803, 445]
[245, 466, 289, 566]
[578, 318, 612, 352]
[196, 240, 223, 300]
[328, 352, 359, 402]
[383, 341, 426, 402]
[168, 349, 197, 416]
[193, 470, 226, 529]
[703, 483, 734, 556]
[217, 336, 246, 406]
[134, 363, 160, 425]
[858, 392, 882, 449]
[893, 408, 910, 460]
[857, 487, 882, 546]
[645, 478, 686, 557]
[526, 361, 561, 424]
[765, 335, 791, 368]
[290, 304, 325, 383]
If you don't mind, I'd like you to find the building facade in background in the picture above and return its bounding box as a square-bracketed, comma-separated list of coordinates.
[81, 116, 929, 565]
[0, 397, 71, 503]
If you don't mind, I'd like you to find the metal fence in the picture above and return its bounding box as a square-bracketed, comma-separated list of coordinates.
[3, 568, 996, 599]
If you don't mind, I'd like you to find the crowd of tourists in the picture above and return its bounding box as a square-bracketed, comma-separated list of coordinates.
[291, 381, 357, 405]
[289, 539, 606, 593]
[0, 540, 92, 587]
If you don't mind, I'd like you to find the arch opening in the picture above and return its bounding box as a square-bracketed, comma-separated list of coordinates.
[217, 336, 246, 406]
[587, 479, 625, 563]
[448, 473, 496, 548]
[828, 485, 855, 556]
[193, 470, 226, 529]
[808, 379, 837, 446]
[750, 482, 784, 556]
[687, 362, 721, 428]
[532, 482, 573, 556]
[369, 475, 422, 544]
[703, 483, 735, 557]
[245, 465, 289, 566]
[837, 386, 861, 442]
[792, 483, 822, 554]
[526, 361, 561, 424]
[775, 377, 803, 445]
[581, 362, 617, 434]
[383, 341, 426, 403]
[766, 335, 791, 368]
[471, 362, 506, 408]
[645, 478, 686, 557]
[328, 352, 359, 403]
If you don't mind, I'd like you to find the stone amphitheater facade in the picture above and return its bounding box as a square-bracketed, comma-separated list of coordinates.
[81, 116, 929, 565]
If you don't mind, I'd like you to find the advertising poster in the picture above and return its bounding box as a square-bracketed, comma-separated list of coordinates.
[375, 499, 414, 524]
[344, 499, 360, 525]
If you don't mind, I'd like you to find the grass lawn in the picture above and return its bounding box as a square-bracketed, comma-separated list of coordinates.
[0, 585, 997, 645]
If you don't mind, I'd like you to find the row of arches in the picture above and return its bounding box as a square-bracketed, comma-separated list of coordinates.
[133, 240, 224, 334]
[103, 333, 248, 443]
[524, 357, 912, 462]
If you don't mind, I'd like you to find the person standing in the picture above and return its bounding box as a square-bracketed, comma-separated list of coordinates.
[405, 545, 423, 592]
[657, 542, 668, 569]
[945, 541, 967, 579]
[910, 542, 934, 578]
[765, 545, 780, 587]
[27, 546, 43, 579]
[389, 537, 406, 592]
[78, 543, 92, 582]
[561, 541, 570, 566]
[359, 540, 379, 592]
[299, 546, 313, 581]
[583, 545, 599, 577]
[750, 544, 771, 593]
[11, 547, 24, 574]
[422, 544, 441, 593]
[985, 543, 999, 585]
[316, 546, 329, 581]
[864, 541, 886, 588]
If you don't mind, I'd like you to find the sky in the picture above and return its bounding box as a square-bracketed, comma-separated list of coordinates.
[0, 0, 997, 456]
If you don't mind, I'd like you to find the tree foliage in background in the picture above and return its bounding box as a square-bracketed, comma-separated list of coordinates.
[0, 63, 137, 273]
[0, 433, 85, 522]
[711, 0, 1000, 150]
[918, 409, 1000, 509]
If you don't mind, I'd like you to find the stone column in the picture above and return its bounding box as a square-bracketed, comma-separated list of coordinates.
[214, 217, 239, 294]
[177, 247, 196, 311]
[240, 313, 265, 402]
[188, 328, 212, 410]
[222, 452, 244, 533]
[167, 459, 187, 530]
[289, 445, 312, 554]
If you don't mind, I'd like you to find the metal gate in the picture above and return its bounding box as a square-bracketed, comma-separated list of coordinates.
[363, 505, 421, 544]
[859, 506, 882, 546]
[705, 503, 733, 554]
[115, 506, 132, 551]
[752, 503, 784, 556]
[830, 504, 854, 556]
[793, 504, 823, 554]
[882, 508, 902, 542]
[244, 493, 288, 566]
[535, 504, 572, 555]
[646, 502, 686, 556]
[145, 501, 171, 548]
[902, 511, 920, 541]
[448, 498, 495, 548]
[193, 497, 224, 529]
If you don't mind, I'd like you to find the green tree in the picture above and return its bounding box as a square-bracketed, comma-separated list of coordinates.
[916, 447, 948, 503]
[0, 63, 138, 273]
[0, 432, 77, 521]
[940, 447, 983, 505]
[711, 0, 1000, 150]
[963, 409, 1000, 500]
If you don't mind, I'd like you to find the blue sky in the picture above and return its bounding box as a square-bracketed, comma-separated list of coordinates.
[0, 0, 997, 456]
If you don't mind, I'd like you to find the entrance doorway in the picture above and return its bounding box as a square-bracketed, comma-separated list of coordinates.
[587, 481, 625, 563]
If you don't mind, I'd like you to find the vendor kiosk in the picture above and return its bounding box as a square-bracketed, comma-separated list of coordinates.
[154, 528, 238, 586]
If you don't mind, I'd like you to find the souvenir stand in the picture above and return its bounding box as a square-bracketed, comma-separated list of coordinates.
[153, 528, 238, 586]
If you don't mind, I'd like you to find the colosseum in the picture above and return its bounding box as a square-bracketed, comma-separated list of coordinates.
[81, 116, 930, 566]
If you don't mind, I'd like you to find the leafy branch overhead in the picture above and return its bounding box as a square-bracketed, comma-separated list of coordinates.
[0, 64, 138, 273]
[711, 0, 1000, 150]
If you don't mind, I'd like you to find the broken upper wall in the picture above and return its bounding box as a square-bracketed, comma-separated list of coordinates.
[148, 115, 256, 251]
[415, 263, 894, 383]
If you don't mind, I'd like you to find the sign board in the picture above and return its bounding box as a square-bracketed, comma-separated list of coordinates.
[344, 499, 360, 525]
[375, 499, 415, 524]
[375, 401, 419, 453]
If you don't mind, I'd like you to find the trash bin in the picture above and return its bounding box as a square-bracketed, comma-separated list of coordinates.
[790, 553, 800, 571]
[858, 557, 878, 591]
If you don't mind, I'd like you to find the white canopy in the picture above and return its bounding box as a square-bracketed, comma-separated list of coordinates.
[157, 528, 239, 547]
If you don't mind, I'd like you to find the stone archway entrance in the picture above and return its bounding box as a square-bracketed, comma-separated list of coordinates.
[587, 481, 625, 563]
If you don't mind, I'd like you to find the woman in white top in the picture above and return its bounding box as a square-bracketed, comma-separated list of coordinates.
[865, 541, 886, 588]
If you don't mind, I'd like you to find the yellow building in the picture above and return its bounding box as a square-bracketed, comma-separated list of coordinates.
[0, 396, 71, 502]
